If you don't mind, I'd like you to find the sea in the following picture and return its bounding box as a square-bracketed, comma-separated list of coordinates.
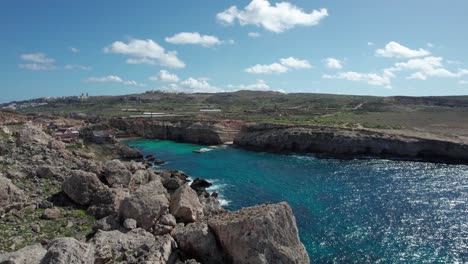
[124, 139, 468, 263]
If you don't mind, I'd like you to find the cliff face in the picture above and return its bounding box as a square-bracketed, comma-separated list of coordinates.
[109, 119, 242, 145]
[234, 124, 468, 163]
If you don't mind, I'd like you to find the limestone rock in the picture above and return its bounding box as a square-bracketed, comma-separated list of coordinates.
[92, 228, 156, 263]
[123, 218, 137, 230]
[62, 170, 103, 206]
[0, 175, 26, 209]
[101, 160, 133, 187]
[172, 221, 225, 264]
[41, 207, 61, 220]
[16, 123, 50, 146]
[41, 237, 94, 264]
[92, 215, 120, 232]
[119, 179, 168, 230]
[170, 184, 204, 223]
[208, 202, 310, 264]
[0, 244, 46, 264]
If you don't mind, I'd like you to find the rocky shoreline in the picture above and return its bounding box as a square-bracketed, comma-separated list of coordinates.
[108, 118, 468, 164]
[0, 122, 309, 263]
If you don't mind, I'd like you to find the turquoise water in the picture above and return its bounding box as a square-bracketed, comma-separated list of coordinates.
[124, 139, 468, 263]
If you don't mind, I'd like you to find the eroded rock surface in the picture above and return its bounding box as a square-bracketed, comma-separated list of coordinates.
[170, 184, 204, 223]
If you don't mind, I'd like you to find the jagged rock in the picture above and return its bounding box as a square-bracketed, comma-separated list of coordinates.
[208, 202, 310, 264]
[101, 160, 133, 187]
[62, 170, 103, 206]
[161, 171, 188, 191]
[41, 207, 61, 220]
[160, 214, 177, 227]
[36, 165, 60, 179]
[175, 259, 201, 264]
[199, 195, 225, 216]
[0, 174, 26, 209]
[63, 170, 117, 218]
[190, 178, 212, 195]
[93, 215, 120, 232]
[41, 237, 94, 264]
[172, 221, 225, 264]
[47, 140, 65, 151]
[123, 218, 137, 230]
[139, 234, 176, 264]
[170, 184, 204, 223]
[119, 179, 169, 230]
[0, 244, 46, 264]
[16, 123, 50, 146]
[92, 228, 156, 263]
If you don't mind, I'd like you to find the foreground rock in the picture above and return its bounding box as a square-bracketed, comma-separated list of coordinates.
[208, 202, 310, 264]
[0, 244, 46, 264]
[170, 184, 204, 223]
[41, 237, 94, 264]
[119, 179, 169, 230]
[172, 221, 224, 264]
[0, 175, 26, 209]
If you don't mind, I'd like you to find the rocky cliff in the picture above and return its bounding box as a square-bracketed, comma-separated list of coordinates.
[0, 121, 309, 264]
[234, 124, 468, 163]
[109, 119, 242, 145]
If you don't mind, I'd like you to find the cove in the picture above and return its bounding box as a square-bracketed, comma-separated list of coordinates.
[124, 139, 468, 263]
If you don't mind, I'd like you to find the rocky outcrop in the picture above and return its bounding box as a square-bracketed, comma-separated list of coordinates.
[41, 237, 94, 264]
[0, 244, 46, 264]
[109, 119, 241, 144]
[208, 202, 310, 264]
[101, 160, 133, 187]
[170, 184, 204, 223]
[172, 221, 225, 264]
[235, 124, 468, 163]
[0, 175, 26, 209]
[119, 179, 169, 230]
[62, 170, 104, 206]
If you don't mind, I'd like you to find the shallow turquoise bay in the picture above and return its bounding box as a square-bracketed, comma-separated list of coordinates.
[124, 139, 468, 263]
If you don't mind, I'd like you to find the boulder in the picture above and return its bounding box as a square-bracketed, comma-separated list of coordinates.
[47, 140, 65, 151]
[139, 234, 176, 264]
[93, 215, 120, 232]
[123, 218, 137, 230]
[208, 202, 310, 264]
[119, 179, 169, 230]
[41, 237, 94, 264]
[160, 171, 188, 191]
[62, 170, 103, 206]
[16, 123, 50, 146]
[0, 175, 26, 209]
[199, 195, 225, 216]
[170, 184, 204, 223]
[172, 221, 225, 264]
[101, 160, 133, 187]
[41, 207, 61, 220]
[36, 165, 61, 179]
[92, 228, 157, 263]
[0, 244, 46, 264]
[190, 178, 212, 195]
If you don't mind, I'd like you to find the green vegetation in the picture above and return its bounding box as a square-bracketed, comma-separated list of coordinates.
[13, 90, 468, 137]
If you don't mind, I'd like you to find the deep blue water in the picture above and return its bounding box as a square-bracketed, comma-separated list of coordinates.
[124, 139, 468, 263]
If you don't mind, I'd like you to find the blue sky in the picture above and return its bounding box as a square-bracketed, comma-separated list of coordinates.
[2, 0, 468, 103]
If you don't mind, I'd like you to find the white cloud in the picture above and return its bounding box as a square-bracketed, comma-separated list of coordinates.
[245, 63, 289, 74]
[104, 38, 185, 68]
[246, 57, 311, 74]
[19, 53, 56, 70]
[20, 53, 54, 64]
[165, 32, 222, 47]
[459, 80, 468, 85]
[248, 32, 261, 38]
[85, 75, 145, 86]
[69, 47, 79, 53]
[64, 64, 91, 70]
[390, 56, 468, 80]
[367, 42, 374, 46]
[376, 41, 430, 58]
[426, 42, 434, 48]
[216, 0, 328, 33]
[162, 78, 223, 93]
[323, 57, 343, 69]
[323, 71, 393, 88]
[227, 79, 286, 93]
[279, 57, 312, 69]
[149, 70, 179, 82]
